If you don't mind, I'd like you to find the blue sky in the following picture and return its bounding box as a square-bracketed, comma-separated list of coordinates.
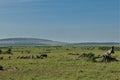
[0, 0, 119, 42]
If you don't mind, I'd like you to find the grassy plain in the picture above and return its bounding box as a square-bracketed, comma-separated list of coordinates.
[0, 46, 120, 80]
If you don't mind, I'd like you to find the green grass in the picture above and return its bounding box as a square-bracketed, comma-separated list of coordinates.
[0, 46, 120, 80]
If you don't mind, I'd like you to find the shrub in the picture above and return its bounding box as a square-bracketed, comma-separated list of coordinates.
[0, 65, 3, 70]
[80, 52, 96, 62]
[6, 48, 12, 54]
[0, 49, 2, 54]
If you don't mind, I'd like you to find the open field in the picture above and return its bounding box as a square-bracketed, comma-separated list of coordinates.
[0, 46, 120, 80]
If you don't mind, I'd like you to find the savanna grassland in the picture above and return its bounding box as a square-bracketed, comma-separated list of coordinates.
[0, 46, 120, 80]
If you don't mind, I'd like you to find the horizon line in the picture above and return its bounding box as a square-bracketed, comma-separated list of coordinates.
[0, 37, 119, 43]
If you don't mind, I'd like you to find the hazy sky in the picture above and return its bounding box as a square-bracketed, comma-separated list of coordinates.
[0, 0, 119, 42]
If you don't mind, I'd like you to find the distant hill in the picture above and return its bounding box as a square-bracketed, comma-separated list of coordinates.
[0, 38, 67, 46]
[67, 42, 120, 46]
[0, 38, 119, 46]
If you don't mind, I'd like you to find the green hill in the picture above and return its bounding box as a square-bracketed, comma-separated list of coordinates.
[0, 38, 119, 46]
[0, 38, 67, 46]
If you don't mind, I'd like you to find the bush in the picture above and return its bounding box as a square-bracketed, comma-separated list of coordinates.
[0, 49, 2, 54]
[6, 48, 12, 54]
[80, 52, 96, 62]
[0, 65, 3, 70]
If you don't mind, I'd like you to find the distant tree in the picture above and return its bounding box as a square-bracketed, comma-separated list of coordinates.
[7, 48, 12, 54]
[0, 65, 3, 70]
[0, 49, 2, 54]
